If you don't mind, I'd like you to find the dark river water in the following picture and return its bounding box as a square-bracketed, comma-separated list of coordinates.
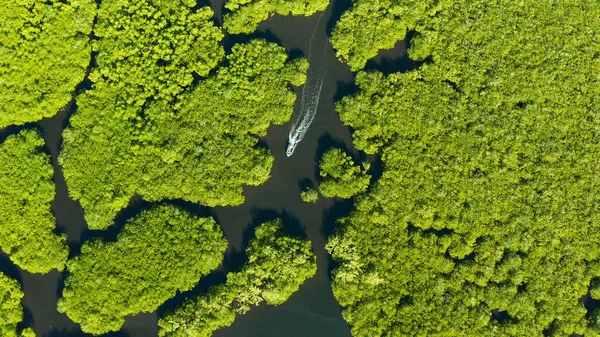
[0, 1, 409, 336]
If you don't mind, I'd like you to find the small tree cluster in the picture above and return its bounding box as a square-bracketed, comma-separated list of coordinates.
[301, 188, 319, 203]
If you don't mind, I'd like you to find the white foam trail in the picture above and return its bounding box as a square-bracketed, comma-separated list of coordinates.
[289, 68, 325, 143]
[287, 11, 327, 152]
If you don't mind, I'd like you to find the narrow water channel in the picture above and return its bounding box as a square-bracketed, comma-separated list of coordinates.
[0, 1, 409, 336]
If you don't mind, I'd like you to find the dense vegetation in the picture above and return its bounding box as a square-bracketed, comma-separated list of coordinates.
[60, 0, 309, 230]
[328, 1, 600, 336]
[319, 148, 370, 199]
[89, 0, 223, 104]
[0, 273, 35, 337]
[224, 0, 328, 34]
[58, 205, 227, 335]
[159, 219, 317, 337]
[329, 0, 434, 71]
[3, 1, 599, 337]
[0, 0, 96, 128]
[0, 130, 68, 274]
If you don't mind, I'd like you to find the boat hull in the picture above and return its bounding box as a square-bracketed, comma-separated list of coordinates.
[286, 140, 297, 157]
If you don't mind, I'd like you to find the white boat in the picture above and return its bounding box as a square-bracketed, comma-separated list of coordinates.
[286, 140, 298, 157]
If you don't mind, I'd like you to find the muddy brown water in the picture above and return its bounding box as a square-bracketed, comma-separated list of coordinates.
[0, 0, 411, 336]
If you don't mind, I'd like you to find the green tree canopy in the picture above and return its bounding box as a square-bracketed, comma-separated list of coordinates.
[0, 273, 36, 337]
[329, 1, 600, 336]
[301, 187, 319, 203]
[330, 0, 445, 71]
[0, 0, 96, 128]
[0, 130, 68, 274]
[159, 219, 317, 337]
[319, 148, 370, 199]
[60, 0, 309, 230]
[57, 205, 228, 335]
[223, 0, 328, 35]
[90, 0, 224, 104]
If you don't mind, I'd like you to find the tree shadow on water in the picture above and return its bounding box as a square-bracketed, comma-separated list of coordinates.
[316, 132, 349, 158]
[582, 291, 600, 317]
[365, 153, 384, 187]
[246, 208, 308, 246]
[255, 137, 271, 153]
[333, 78, 358, 103]
[17, 307, 35, 336]
[364, 31, 430, 75]
[297, 177, 315, 191]
[195, 0, 211, 10]
[286, 47, 305, 61]
[0, 123, 40, 144]
[326, 0, 353, 36]
[223, 29, 284, 54]
[0, 252, 21, 282]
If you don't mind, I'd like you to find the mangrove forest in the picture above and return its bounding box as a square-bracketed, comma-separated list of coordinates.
[0, 0, 598, 336]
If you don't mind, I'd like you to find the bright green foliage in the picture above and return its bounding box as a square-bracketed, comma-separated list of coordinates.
[159, 219, 317, 337]
[301, 188, 319, 203]
[319, 149, 370, 199]
[0, 273, 36, 337]
[330, 0, 445, 71]
[57, 205, 228, 335]
[90, 0, 224, 104]
[329, 1, 600, 336]
[224, 0, 328, 34]
[0, 0, 96, 128]
[61, 0, 309, 231]
[0, 130, 68, 274]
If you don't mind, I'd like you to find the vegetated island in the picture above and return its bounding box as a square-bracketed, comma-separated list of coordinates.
[328, 1, 600, 336]
[301, 187, 319, 203]
[0, 130, 68, 274]
[159, 219, 317, 337]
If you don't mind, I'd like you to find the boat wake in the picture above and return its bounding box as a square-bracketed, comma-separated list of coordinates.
[287, 66, 325, 156]
[287, 11, 327, 157]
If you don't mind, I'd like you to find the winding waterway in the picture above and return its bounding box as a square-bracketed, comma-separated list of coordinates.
[0, 0, 410, 336]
